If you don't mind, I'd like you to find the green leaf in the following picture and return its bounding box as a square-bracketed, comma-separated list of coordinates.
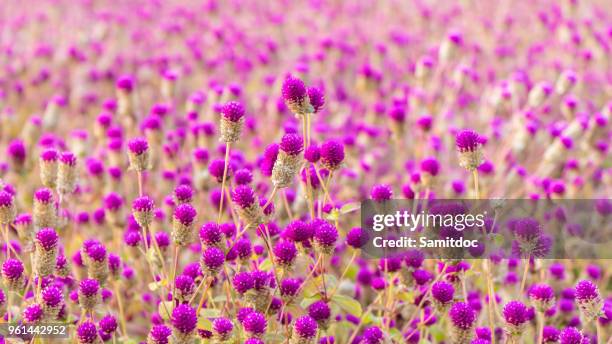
[300, 294, 322, 309]
[158, 301, 174, 321]
[491, 233, 505, 246]
[429, 325, 445, 341]
[389, 328, 402, 341]
[331, 294, 362, 317]
[197, 316, 212, 330]
[324, 209, 340, 221]
[199, 308, 222, 318]
[340, 202, 360, 214]
[258, 258, 272, 271]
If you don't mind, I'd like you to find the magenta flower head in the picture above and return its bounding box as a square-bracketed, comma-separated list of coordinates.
[2, 258, 25, 291]
[127, 137, 150, 172]
[273, 240, 297, 270]
[272, 133, 304, 188]
[23, 303, 44, 323]
[40, 284, 64, 318]
[420, 157, 440, 186]
[99, 314, 118, 334]
[529, 283, 556, 312]
[33, 187, 56, 229]
[542, 326, 560, 343]
[172, 203, 197, 246]
[232, 185, 264, 225]
[261, 143, 279, 177]
[173, 185, 194, 205]
[7, 139, 26, 172]
[370, 184, 393, 202]
[199, 222, 223, 247]
[174, 275, 195, 301]
[282, 75, 312, 115]
[456, 129, 484, 171]
[57, 151, 78, 195]
[78, 278, 101, 311]
[39, 148, 59, 188]
[147, 324, 172, 344]
[308, 300, 331, 329]
[559, 327, 586, 344]
[362, 326, 384, 343]
[449, 302, 476, 343]
[212, 317, 234, 341]
[0, 190, 16, 225]
[346, 227, 368, 249]
[280, 278, 301, 301]
[502, 300, 529, 339]
[304, 144, 320, 163]
[233, 271, 255, 294]
[432, 281, 455, 312]
[307, 86, 325, 113]
[132, 196, 155, 229]
[201, 246, 225, 275]
[116, 75, 134, 92]
[220, 101, 245, 143]
[34, 228, 59, 276]
[172, 304, 197, 341]
[243, 311, 267, 337]
[77, 321, 100, 344]
[313, 221, 338, 254]
[234, 168, 253, 185]
[574, 280, 603, 321]
[320, 139, 344, 171]
[293, 315, 318, 340]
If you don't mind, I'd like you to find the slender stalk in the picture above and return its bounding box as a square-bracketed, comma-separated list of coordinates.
[113, 282, 128, 337]
[519, 259, 529, 296]
[484, 260, 496, 344]
[137, 171, 143, 197]
[217, 143, 231, 223]
[473, 170, 480, 199]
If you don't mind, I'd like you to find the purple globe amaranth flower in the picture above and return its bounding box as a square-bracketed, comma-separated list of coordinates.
[234, 168, 253, 185]
[502, 300, 529, 339]
[432, 281, 455, 311]
[320, 140, 344, 171]
[243, 311, 267, 337]
[221, 101, 245, 122]
[212, 317, 234, 341]
[59, 151, 77, 166]
[173, 203, 197, 246]
[230, 239, 252, 261]
[0, 190, 16, 224]
[245, 339, 264, 344]
[285, 219, 314, 243]
[172, 304, 197, 338]
[512, 217, 541, 242]
[41, 285, 64, 308]
[233, 271, 255, 294]
[280, 133, 304, 156]
[208, 159, 229, 182]
[282, 75, 311, 115]
[128, 137, 148, 155]
[148, 324, 172, 344]
[7, 139, 26, 171]
[449, 302, 476, 343]
[273, 240, 298, 269]
[36, 228, 59, 251]
[307, 86, 325, 113]
[99, 314, 118, 334]
[404, 249, 425, 269]
[574, 280, 603, 321]
[116, 75, 134, 91]
[201, 246, 225, 275]
[308, 301, 331, 328]
[542, 326, 560, 343]
[23, 303, 44, 323]
[173, 185, 193, 204]
[304, 144, 321, 163]
[79, 278, 100, 297]
[420, 156, 440, 180]
[173, 203, 196, 226]
[346, 227, 367, 249]
[293, 315, 318, 339]
[104, 192, 124, 212]
[132, 195, 155, 229]
[456, 129, 484, 171]
[559, 327, 586, 344]
[280, 278, 301, 299]
[77, 321, 100, 344]
[370, 184, 393, 202]
[174, 275, 195, 301]
[2, 258, 24, 290]
[232, 185, 256, 208]
[362, 326, 384, 343]
[313, 221, 338, 254]
[529, 283, 556, 312]
[199, 222, 223, 247]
